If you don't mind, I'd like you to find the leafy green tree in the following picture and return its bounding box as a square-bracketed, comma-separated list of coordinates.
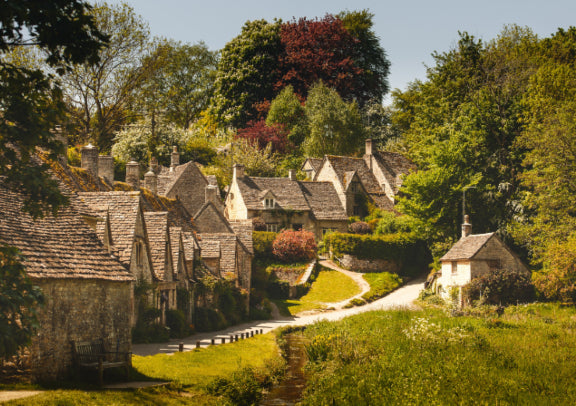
[0, 0, 107, 360]
[0, 246, 45, 359]
[62, 2, 150, 152]
[393, 27, 539, 254]
[266, 85, 307, 147]
[209, 19, 282, 128]
[303, 81, 366, 157]
[338, 9, 390, 104]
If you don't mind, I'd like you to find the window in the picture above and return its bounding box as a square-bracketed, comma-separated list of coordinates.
[266, 224, 278, 232]
[264, 198, 275, 209]
[451, 261, 457, 275]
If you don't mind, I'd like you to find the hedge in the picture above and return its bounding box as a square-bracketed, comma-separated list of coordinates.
[253, 231, 277, 260]
[324, 232, 431, 276]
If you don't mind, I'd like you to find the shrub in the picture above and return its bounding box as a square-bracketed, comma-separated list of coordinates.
[463, 269, 535, 306]
[253, 231, 277, 260]
[236, 119, 292, 154]
[349, 221, 372, 235]
[362, 272, 403, 302]
[273, 229, 317, 263]
[165, 309, 191, 338]
[324, 232, 430, 276]
[532, 236, 576, 303]
[195, 307, 227, 332]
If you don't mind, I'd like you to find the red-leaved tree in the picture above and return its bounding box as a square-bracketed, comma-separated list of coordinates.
[276, 15, 364, 103]
[272, 229, 317, 263]
[235, 119, 292, 154]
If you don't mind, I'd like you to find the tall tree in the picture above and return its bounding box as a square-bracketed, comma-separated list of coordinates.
[394, 27, 539, 255]
[209, 19, 282, 128]
[266, 85, 307, 147]
[276, 15, 364, 103]
[0, 0, 107, 360]
[62, 2, 150, 152]
[338, 9, 390, 104]
[303, 81, 365, 157]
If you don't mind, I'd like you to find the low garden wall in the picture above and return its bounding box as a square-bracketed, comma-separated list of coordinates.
[337, 254, 400, 273]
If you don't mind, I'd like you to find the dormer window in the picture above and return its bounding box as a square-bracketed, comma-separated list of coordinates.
[264, 198, 275, 209]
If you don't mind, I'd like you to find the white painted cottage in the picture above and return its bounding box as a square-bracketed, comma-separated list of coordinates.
[437, 215, 529, 302]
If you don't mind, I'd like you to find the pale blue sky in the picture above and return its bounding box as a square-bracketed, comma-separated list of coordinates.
[103, 0, 576, 101]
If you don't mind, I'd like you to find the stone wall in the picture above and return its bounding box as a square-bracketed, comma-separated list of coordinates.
[29, 278, 133, 382]
[337, 254, 400, 273]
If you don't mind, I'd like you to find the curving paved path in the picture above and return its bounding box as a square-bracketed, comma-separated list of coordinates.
[133, 274, 425, 356]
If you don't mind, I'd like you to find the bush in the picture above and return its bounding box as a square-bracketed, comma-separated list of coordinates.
[268, 279, 291, 299]
[195, 307, 228, 332]
[252, 217, 267, 231]
[362, 272, 403, 302]
[532, 236, 576, 303]
[166, 309, 191, 338]
[253, 231, 277, 260]
[349, 221, 372, 235]
[324, 232, 430, 276]
[463, 269, 535, 306]
[272, 229, 317, 263]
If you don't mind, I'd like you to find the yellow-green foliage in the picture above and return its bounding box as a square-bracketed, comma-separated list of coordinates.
[276, 268, 361, 315]
[302, 303, 576, 405]
[362, 272, 402, 302]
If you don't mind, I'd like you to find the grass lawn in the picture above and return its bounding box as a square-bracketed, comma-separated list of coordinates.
[302, 303, 576, 405]
[361, 272, 403, 302]
[1, 333, 282, 405]
[274, 268, 362, 316]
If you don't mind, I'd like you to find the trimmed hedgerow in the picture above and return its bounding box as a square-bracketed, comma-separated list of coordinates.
[324, 232, 431, 276]
[463, 269, 535, 306]
[273, 229, 317, 263]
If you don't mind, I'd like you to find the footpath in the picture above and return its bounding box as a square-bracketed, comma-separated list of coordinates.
[133, 267, 424, 356]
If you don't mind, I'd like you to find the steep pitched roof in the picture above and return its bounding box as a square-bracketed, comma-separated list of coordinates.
[156, 161, 209, 215]
[299, 181, 348, 221]
[143, 212, 173, 281]
[200, 233, 238, 277]
[169, 226, 185, 277]
[0, 183, 132, 281]
[323, 155, 382, 194]
[235, 176, 310, 211]
[371, 151, 416, 179]
[440, 233, 495, 261]
[194, 201, 235, 234]
[302, 158, 323, 173]
[139, 188, 197, 233]
[78, 191, 142, 264]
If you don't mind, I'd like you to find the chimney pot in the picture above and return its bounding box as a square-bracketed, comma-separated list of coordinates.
[171, 145, 180, 168]
[233, 164, 245, 180]
[98, 155, 114, 184]
[365, 138, 373, 156]
[81, 143, 99, 177]
[205, 185, 219, 205]
[144, 168, 157, 194]
[126, 160, 140, 189]
[462, 215, 472, 238]
[288, 169, 296, 181]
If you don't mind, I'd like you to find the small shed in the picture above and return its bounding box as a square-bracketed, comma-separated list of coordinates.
[437, 216, 529, 302]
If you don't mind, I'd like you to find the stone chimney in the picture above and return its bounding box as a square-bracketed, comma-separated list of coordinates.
[98, 155, 114, 184]
[205, 184, 219, 205]
[81, 143, 99, 177]
[462, 215, 472, 238]
[150, 156, 159, 174]
[170, 145, 180, 170]
[233, 164, 245, 180]
[365, 138, 373, 156]
[53, 125, 67, 167]
[288, 169, 297, 181]
[144, 168, 157, 194]
[125, 160, 140, 189]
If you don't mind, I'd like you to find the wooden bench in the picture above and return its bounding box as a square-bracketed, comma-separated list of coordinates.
[72, 339, 131, 385]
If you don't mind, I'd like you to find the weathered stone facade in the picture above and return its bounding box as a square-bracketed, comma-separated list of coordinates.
[30, 279, 132, 381]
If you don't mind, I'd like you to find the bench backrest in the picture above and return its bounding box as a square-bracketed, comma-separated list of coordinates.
[73, 340, 107, 363]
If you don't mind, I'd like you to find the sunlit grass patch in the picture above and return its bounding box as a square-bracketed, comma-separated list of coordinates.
[275, 269, 361, 316]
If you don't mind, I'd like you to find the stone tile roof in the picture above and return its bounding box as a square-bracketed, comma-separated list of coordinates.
[235, 176, 310, 211]
[156, 161, 209, 215]
[194, 202, 235, 234]
[199, 234, 237, 275]
[139, 188, 197, 233]
[299, 181, 348, 221]
[324, 155, 382, 194]
[440, 233, 495, 261]
[144, 212, 172, 281]
[78, 191, 141, 265]
[304, 158, 323, 173]
[0, 183, 132, 281]
[182, 231, 199, 261]
[169, 226, 184, 276]
[372, 151, 416, 179]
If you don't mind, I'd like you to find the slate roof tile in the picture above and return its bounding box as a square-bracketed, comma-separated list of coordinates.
[440, 233, 495, 261]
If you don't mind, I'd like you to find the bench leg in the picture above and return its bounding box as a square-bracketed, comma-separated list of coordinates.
[98, 360, 104, 386]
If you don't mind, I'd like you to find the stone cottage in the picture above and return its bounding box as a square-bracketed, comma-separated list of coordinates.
[304, 139, 415, 216]
[0, 182, 133, 381]
[225, 165, 349, 240]
[437, 215, 530, 303]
